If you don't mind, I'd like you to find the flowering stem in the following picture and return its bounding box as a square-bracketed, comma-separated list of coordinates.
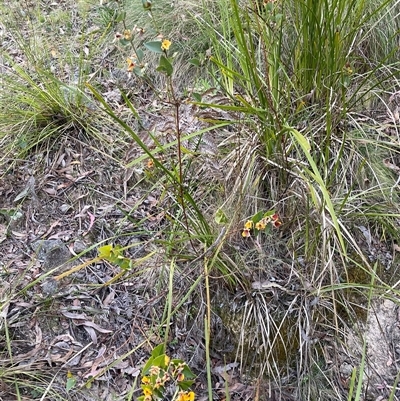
[166, 77, 197, 254]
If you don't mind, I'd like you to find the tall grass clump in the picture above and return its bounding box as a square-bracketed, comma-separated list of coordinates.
[0, 3, 106, 163]
[196, 0, 400, 398]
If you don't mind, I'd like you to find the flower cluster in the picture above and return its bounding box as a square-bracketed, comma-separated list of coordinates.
[139, 344, 196, 401]
[242, 212, 282, 238]
[114, 26, 145, 43]
[343, 62, 353, 75]
[110, 0, 173, 78]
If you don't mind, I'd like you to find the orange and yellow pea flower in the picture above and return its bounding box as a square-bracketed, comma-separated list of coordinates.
[143, 387, 152, 397]
[244, 220, 253, 229]
[123, 29, 132, 40]
[271, 213, 282, 227]
[127, 57, 136, 72]
[161, 39, 172, 51]
[242, 228, 251, 238]
[255, 221, 266, 230]
[177, 391, 195, 401]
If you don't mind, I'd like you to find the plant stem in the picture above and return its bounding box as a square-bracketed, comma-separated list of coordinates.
[167, 76, 197, 254]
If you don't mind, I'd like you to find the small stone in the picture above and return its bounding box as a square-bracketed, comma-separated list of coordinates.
[59, 204, 72, 213]
[41, 278, 59, 296]
[73, 240, 87, 254]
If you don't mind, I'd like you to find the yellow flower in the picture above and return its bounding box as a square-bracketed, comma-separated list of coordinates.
[161, 39, 172, 51]
[244, 220, 253, 229]
[143, 387, 152, 397]
[141, 376, 151, 384]
[123, 29, 132, 40]
[177, 391, 195, 401]
[255, 221, 266, 230]
[177, 392, 186, 401]
[164, 355, 170, 367]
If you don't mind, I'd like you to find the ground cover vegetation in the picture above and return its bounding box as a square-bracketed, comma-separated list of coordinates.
[1, 0, 400, 399]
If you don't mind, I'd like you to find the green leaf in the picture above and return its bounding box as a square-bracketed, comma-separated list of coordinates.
[118, 258, 132, 270]
[0, 208, 17, 219]
[182, 365, 196, 379]
[178, 379, 195, 391]
[262, 210, 275, 219]
[152, 387, 164, 399]
[286, 126, 346, 254]
[152, 354, 168, 369]
[98, 244, 113, 258]
[113, 244, 124, 256]
[288, 127, 310, 152]
[151, 343, 165, 358]
[144, 41, 163, 54]
[133, 66, 143, 77]
[215, 209, 228, 224]
[142, 358, 155, 376]
[157, 55, 173, 76]
[119, 38, 131, 46]
[171, 358, 185, 365]
[66, 377, 76, 393]
[188, 58, 201, 67]
[251, 211, 264, 223]
[192, 92, 202, 102]
[115, 11, 126, 22]
[136, 48, 144, 62]
[265, 2, 274, 12]
[142, 344, 165, 374]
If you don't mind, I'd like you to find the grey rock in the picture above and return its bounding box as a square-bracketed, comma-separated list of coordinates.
[31, 239, 72, 271]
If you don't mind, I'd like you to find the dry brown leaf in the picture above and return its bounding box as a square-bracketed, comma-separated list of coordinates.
[42, 187, 58, 196]
[78, 320, 113, 334]
[83, 325, 98, 344]
[0, 224, 6, 243]
[10, 231, 28, 238]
